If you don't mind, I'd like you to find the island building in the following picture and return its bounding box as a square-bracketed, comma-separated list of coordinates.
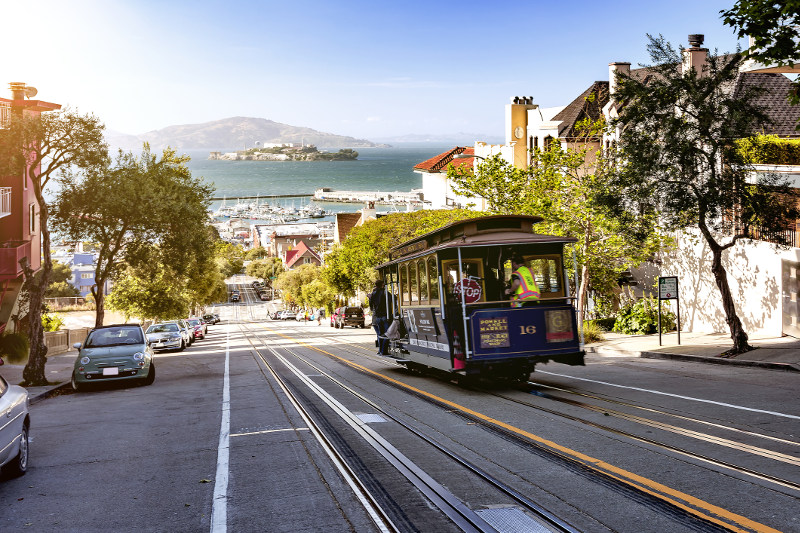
[435, 34, 800, 338]
[0, 83, 60, 334]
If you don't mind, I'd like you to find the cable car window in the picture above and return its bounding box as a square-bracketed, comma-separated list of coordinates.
[428, 256, 439, 304]
[409, 260, 419, 303]
[401, 262, 409, 303]
[418, 259, 428, 303]
[509, 255, 564, 299]
[442, 259, 486, 304]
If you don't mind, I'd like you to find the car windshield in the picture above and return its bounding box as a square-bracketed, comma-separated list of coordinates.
[86, 326, 144, 347]
[346, 307, 362, 314]
[147, 324, 179, 333]
[187, 319, 200, 326]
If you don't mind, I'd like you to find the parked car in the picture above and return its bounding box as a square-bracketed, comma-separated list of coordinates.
[146, 323, 186, 351]
[0, 365, 29, 478]
[165, 319, 193, 346]
[186, 318, 206, 339]
[281, 311, 296, 320]
[336, 306, 365, 328]
[230, 291, 240, 302]
[258, 291, 270, 301]
[71, 324, 155, 391]
[213, 313, 220, 323]
[203, 313, 218, 325]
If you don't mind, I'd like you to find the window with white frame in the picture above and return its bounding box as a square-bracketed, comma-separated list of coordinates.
[81, 273, 93, 279]
[29, 203, 35, 233]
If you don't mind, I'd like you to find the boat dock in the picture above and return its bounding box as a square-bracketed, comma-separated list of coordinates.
[313, 188, 425, 205]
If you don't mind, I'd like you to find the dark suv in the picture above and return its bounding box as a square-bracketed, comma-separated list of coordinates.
[335, 306, 365, 328]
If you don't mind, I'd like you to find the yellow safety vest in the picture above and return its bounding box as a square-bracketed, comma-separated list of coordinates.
[512, 266, 540, 307]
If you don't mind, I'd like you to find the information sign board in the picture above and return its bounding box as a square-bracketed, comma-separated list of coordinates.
[658, 276, 678, 300]
[477, 316, 510, 349]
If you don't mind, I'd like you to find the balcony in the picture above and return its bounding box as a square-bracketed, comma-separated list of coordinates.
[0, 240, 38, 279]
[0, 187, 9, 219]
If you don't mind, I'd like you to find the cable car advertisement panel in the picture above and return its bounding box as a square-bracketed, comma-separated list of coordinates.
[404, 308, 450, 356]
[470, 305, 581, 358]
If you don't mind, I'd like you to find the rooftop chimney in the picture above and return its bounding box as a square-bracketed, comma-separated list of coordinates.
[683, 34, 708, 77]
[609, 62, 631, 96]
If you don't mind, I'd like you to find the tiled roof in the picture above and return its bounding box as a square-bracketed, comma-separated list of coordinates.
[735, 73, 800, 137]
[414, 147, 474, 173]
[335, 212, 362, 242]
[551, 81, 609, 139]
[286, 240, 321, 268]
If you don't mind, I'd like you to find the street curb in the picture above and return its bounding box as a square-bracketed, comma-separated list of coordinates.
[585, 346, 800, 372]
[29, 382, 71, 405]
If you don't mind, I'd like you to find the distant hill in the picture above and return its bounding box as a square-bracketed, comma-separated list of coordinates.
[105, 117, 385, 151]
[372, 133, 504, 144]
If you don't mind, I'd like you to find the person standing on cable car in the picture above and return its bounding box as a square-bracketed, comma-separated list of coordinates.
[369, 279, 391, 355]
[506, 255, 540, 307]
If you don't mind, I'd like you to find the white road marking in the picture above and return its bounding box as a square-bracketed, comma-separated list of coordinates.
[210, 331, 231, 533]
[230, 428, 309, 437]
[537, 370, 800, 420]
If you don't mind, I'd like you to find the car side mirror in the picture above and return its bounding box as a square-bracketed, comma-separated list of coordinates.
[73, 342, 82, 350]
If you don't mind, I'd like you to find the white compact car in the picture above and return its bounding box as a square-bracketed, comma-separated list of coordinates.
[0, 368, 29, 478]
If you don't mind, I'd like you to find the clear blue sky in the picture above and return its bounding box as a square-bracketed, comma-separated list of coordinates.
[3, 0, 747, 140]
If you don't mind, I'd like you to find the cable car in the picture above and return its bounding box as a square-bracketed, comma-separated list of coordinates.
[376, 215, 584, 381]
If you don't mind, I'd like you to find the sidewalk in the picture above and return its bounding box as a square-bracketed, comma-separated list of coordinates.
[0, 351, 78, 404]
[586, 331, 800, 372]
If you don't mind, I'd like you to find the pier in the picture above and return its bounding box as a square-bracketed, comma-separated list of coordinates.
[210, 194, 313, 201]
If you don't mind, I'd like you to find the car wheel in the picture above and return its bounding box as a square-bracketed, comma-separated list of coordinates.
[143, 363, 156, 386]
[71, 372, 83, 392]
[178, 340, 186, 352]
[5, 424, 29, 477]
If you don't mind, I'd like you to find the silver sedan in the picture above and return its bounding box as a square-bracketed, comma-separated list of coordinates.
[0, 368, 29, 478]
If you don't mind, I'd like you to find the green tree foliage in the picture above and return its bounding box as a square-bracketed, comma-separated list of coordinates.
[45, 260, 79, 298]
[245, 246, 268, 260]
[736, 134, 800, 165]
[274, 264, 322, 308]
[216, 242, 245, 278]
[612, 297, 676, 335]
[447, 115, 665, 324]
[53, 145, 215, 328]
[107, 257, 192, 322]
[323, 209, 484, 297]
[301, 278, 336, 311]
[246, 257, 284, 286]
[721, 1, 800, 106]
[0, 107, 107, 386]
[611, 35, 799, 354]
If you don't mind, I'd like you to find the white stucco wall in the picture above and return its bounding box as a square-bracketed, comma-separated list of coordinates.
[660, 228, 800, 336]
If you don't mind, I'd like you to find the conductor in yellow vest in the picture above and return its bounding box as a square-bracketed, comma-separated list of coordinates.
[505, 255, 541, 307]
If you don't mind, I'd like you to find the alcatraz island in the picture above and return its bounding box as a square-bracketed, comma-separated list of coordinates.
[209, 144, 358, 162]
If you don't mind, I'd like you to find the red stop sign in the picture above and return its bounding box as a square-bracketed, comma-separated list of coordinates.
[454, 278, 482, 303]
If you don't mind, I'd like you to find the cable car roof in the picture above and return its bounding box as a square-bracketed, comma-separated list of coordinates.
[379, 215, 577, 267]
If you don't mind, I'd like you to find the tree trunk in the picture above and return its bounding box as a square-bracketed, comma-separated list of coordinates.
[93, 284, 105, 329]
[709, 246, 753, 355]
[22, 206, 52, 386]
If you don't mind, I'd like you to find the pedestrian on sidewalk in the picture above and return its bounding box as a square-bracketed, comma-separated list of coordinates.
[369, 280, 391, 355]
[317, 307, 325, 326]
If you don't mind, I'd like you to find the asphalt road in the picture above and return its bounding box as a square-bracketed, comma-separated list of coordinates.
[1, 283, 797, 532]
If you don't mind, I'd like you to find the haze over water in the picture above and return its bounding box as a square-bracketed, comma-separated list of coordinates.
[184, 143, 454, 213]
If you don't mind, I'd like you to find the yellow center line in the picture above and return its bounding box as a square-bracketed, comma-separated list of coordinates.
[259, 325, 781, 533]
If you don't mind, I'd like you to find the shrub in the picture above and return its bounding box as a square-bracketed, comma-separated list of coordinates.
[42, 312, 65, 332]
[588, 317, 617, 331]
[737, 134, 800, 166]
[582, 321, 605, 343]
[0, 332, 30, 364]
[612, 297, 676, 335]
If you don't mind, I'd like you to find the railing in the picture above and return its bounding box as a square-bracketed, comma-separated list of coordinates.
[0, 187, 10, 219]
[0, 240, 32, 279]
[45, 296, 89, 310]
[742, 224, 798, 248]
[44, 327, 90, 356]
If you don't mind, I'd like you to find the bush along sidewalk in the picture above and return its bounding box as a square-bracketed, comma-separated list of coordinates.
[612, 297, 676, 335]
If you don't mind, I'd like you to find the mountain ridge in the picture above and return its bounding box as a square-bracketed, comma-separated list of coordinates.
[105, 116, 386, 151]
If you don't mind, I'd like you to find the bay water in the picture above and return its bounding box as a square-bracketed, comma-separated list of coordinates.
[183, 143, 454, 215]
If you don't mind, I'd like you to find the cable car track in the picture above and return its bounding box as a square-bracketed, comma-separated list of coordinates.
[264, 323, 800, 490]
[239, 321, 580, 533]
[238, 320, 776, 533]
[234, 317, 796, 532]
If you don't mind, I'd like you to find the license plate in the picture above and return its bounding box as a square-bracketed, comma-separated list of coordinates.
[103, 367, 119, 376]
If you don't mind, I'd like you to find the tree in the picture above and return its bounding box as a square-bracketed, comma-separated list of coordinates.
[721, 2, 800, 109]
[216, 242, 245, 278]
[0, 108, 107, 385]
[274, 264, 322, 308]
[45, 260, 79, 298]
[53, 145, 215, 327]
[245, 246, 268, 260]
[246, 257, 284, 287]
[322, 209, 484, 297]
[448, 119, 664, 325]
[611, 35, 799, 354]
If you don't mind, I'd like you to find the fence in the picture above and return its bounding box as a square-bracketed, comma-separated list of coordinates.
[45, 297, 91, 310]
[44, 327, 89, 356]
